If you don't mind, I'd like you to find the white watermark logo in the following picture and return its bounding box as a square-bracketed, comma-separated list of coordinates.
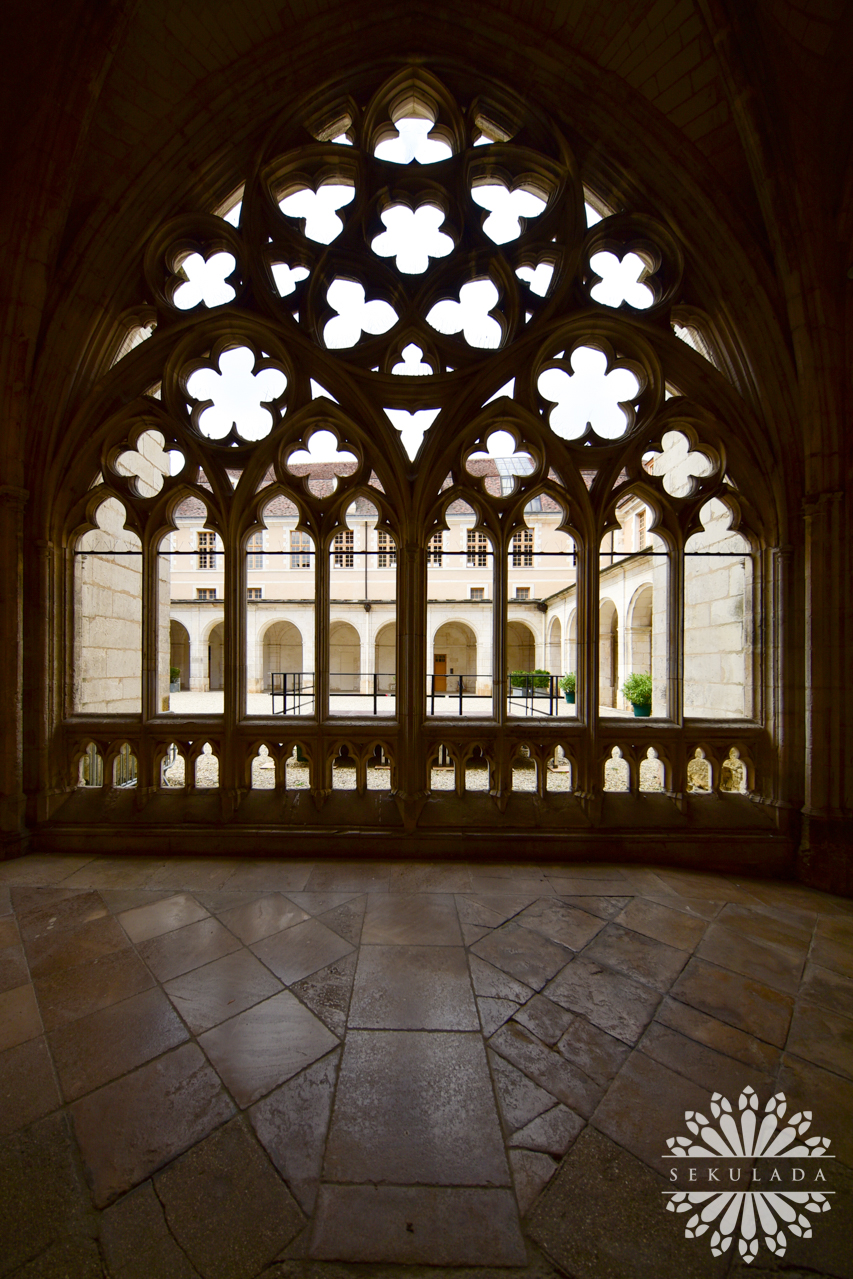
[663, 1085, 834, 1264]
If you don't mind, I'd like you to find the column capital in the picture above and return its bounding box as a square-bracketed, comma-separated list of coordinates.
[0, 486, 28, 512]
[802, 490, 843, 517]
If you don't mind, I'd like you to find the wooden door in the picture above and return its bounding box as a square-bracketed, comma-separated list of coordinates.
[434, 653, 447, 693]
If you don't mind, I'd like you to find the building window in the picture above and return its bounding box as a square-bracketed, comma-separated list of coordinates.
[290, 530, 312, 569]
[636, 509, 647, 549]
[515, 586, 530, 600]
[467, 530, 489, 567]
[427, 532, 443, 566]
[511, 529, 534, 568]
[333, 528, 354, 568]
[247, 587, 262, 600]
[196, 588, 216, 601]
[246, 532, 263, 569]
[198, 531, 217, 569]
[377, 530, 397, 568]
[470, 586, 485, 600]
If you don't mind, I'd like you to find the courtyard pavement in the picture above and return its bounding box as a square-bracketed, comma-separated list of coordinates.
[0, 854, 851, 1278]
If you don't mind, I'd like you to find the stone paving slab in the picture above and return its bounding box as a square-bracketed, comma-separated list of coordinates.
[0, 853, 850, 1276]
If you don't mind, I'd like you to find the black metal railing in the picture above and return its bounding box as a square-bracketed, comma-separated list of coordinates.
[507, 673, 568, 717]
[270, 672, 396, 715]
[426, 672, 491, 716]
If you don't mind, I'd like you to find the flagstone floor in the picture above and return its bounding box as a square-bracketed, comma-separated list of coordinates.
[0, 853, 851, 1279]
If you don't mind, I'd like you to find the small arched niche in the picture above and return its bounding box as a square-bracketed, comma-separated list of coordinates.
[77, 743, 104, 788]
[160, 742, 185, 788]
[366, 744, 392, 790]
[639, 747, 664, 792]
[429, 743, 456, 791]
[464, 746, 490, 792]
[511, 744, 538, 792]
[251, 743, 277, 789]
[546, 746, 572, 792]
[331, 744, 357, 790]
[194, 742, 219, 788]
[112, 743, 138, 788]
[604, 746, 629, 792]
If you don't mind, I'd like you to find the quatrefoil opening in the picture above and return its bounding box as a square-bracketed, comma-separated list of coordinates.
[186, 348, 287, 442]
[173, 252, 237, 310]
[538, 347, 639, 442]
[114, 429, 184, 497]
[590, 251, 654, 310]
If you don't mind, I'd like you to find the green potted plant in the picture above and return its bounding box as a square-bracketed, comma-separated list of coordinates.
[510, 669, 551, 695]
[558, 672, 576, 704]
[169, 666, 181, 693]
[622, 671, 652, 717]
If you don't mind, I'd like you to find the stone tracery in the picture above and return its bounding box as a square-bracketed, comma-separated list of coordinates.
[58, 64, 774, 831]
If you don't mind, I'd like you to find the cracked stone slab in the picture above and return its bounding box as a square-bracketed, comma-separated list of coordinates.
[489, 1048, 556, 1133]
[508, 1104, 585, 1156]
[309, 1185, 526, 1264]
[469, 953, 533, 1003]
[249, 1049, 339, 1215]
[509, 1147, 559, 1216]
[154, 1118, 303, 1279]
[472, 922, 572, 990]
[349, 944, 478, 1030]
[529, 1126, 730, 1279]
[490, 1021, 602, 1118]
[324, 1031, 509, 1186]
[290, 950, 357, 1039]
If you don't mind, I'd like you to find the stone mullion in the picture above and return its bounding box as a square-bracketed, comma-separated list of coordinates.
[579, 534, 596, 799]
[315, 533, 330, 728]
[138, 532, 162, 798]
[222, 530, 244, 800]
[492, 532, 507, 731]
[395, 537, 425, 800]
[140, 533, 161, 727]
[668, 540, 684, 727]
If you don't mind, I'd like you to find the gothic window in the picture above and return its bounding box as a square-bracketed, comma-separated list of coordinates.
[427, 532, 443, 566]
[197, 531, 217, 569]
[290, 531, 312, 569]
[377, 531, 396, 567]
[467, 530, 489, 568]
[512, 529, 534, 568]
[63, 64, 772, 817]
[333, 529, 354, 569]
[246, 533, 264, 570]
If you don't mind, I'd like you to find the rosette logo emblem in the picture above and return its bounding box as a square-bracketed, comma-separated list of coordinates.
[664, 1085, 834, 1264]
